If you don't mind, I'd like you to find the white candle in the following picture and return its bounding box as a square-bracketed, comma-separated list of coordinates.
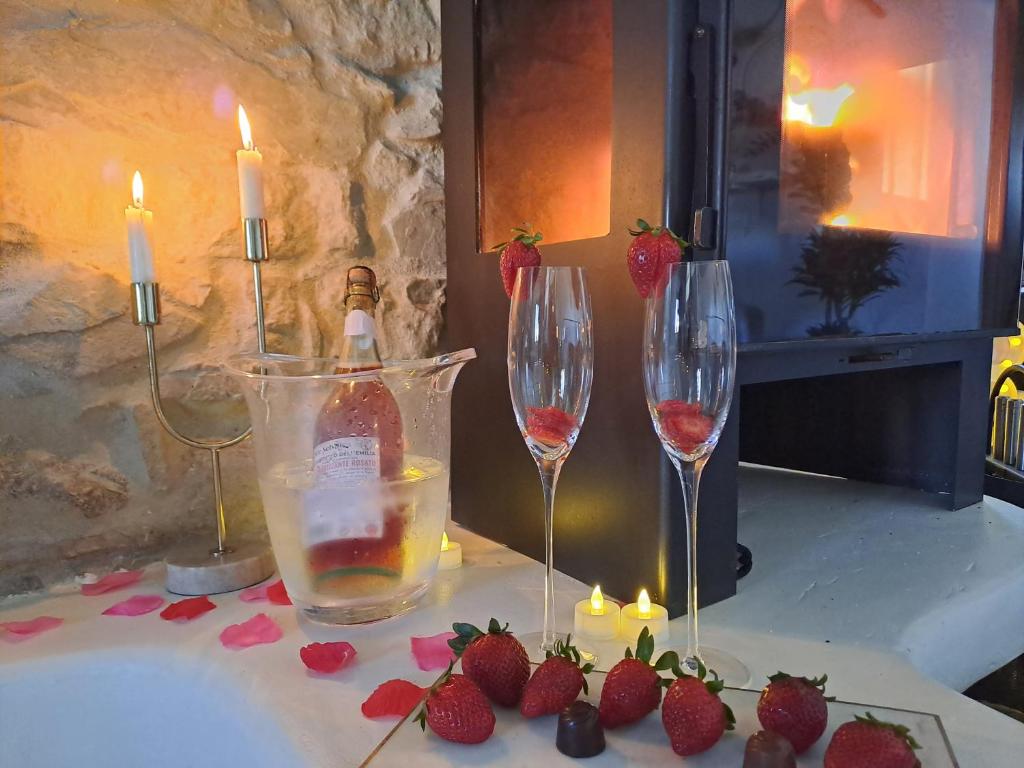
[125, 170, 155, 283]
[620, 589, 670, 646]
[236, 105, 266, 220]
[438, 531, 462, 570]
[574, 584, 620, 641]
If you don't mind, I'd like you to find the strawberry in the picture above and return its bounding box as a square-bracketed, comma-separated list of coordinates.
[526, 406, 578, 446]
[626, 218, 686, 298]
[494, 226, 543, 298]
[520, 635, 595, 718]
[661, 660, 735, 756]
[824, 712, 921, 768]
[598, 627, 679, 728]
[655, 400, 715, 455]
[416, 666, 495, 744]
[449, 618, 530, 707]
[757, 671, 832, 754]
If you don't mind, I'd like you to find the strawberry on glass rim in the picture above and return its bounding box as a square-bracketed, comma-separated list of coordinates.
[626, 218, 687, 298]
[654, 400, 715, 456]
[493, 226, 543, 298]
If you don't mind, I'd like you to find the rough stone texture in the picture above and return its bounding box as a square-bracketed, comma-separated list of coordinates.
[0, 0, 446, 595]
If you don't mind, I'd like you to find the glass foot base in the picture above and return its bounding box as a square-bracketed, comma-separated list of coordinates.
[678, 646, 751, 688]
[517, 630, 599, 668]
[297, 583, 429, 626]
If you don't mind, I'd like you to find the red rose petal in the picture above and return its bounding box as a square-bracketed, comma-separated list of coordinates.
[1, 616, 63, 642]
[81, 570, 143, 596]
[361, 679, 428, 719]
[102, 594, 165, 617]
[656, 399, 714, 454]
[300, 641, 357, 674]
[267, 579, 292, 605]
[239, 582, 271, 602]
[160, 596, 217, 622]
[526, 406, 579, 445]
[410, 632, 458, 671]
[219, 613, 283, 649]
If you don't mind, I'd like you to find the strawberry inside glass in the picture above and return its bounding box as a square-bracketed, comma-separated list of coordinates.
[655, 400, 714, 454]
[526, 407, 579, 446]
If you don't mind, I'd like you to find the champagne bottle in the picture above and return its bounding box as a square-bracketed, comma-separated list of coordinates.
[307, 266, 405, 595]
[313, 266, 403, 481]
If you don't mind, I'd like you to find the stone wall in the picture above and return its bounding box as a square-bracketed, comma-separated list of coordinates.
[0, 0, 445, 595]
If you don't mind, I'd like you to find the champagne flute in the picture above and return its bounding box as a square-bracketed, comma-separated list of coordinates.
[642, 260, 748, 683]
[508, 266, 594, 661]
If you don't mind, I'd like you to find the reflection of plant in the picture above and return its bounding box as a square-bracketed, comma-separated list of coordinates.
[783, 131, 852, 220]
[790, 227, 902, 337]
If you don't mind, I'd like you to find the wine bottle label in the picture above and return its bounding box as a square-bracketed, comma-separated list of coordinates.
[306, 437, 384, 545]
[301, 485, 385, 545]
[313, 436, 381, 482]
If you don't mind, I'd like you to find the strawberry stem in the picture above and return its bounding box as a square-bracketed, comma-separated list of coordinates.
[854, 712, 922, 750]
[627, 217, 689, 249]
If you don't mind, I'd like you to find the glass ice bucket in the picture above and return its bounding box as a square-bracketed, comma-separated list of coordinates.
[226, 349, 475, 624]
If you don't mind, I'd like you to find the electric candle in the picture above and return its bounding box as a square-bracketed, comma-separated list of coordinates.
[573, 584, 620, 641]
[125, 171, 155, 282]
[438, 531, 462, 570]
[619, 588, 670, 645]
[236, 105, 266, 219]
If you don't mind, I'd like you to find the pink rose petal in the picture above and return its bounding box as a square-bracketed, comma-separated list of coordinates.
[219, 613, 283, 649]
[81, 570, 143, 596]
[160, 596, 217, 622]
[1, 616, 63, 642]
[410, 631, 458, 671]
[267, 579, 292, 606]
[300, 641, 357, 674]
[361, 679, 428, 719]
[240, 581, 271, 602]
[102, 594, 165, 616]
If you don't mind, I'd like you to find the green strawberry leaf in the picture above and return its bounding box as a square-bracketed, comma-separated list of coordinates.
[855, 712, 921, 750]
[723, 702, 736, 730]
[448, 621, 484, 657]
[634, 626, 655, 664]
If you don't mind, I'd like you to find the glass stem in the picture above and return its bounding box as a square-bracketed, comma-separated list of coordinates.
[538, 457, 562, 653]
[675, 456, 707, 667]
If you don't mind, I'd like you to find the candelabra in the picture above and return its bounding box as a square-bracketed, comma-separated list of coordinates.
[130, 217, 274, 595]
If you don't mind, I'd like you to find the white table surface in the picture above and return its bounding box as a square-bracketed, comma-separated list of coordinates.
[1, 468, 1022, 766]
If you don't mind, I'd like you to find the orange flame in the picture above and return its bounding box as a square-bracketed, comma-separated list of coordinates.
[784, 83, 855, 128]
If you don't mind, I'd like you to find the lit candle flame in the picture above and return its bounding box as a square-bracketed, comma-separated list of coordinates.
[637, 588, 652, 620]
[238, 104, 254, 151]
[131, 170, 144, 208]
[441, 531, 450, 552]
[590, 585, 604, 616]
[828, 213, 854, 227]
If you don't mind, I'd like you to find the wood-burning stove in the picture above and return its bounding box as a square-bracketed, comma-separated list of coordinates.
[441, 0, 1024, 616]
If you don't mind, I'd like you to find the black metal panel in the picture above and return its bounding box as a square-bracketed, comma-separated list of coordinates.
[737, 335, 992, 509]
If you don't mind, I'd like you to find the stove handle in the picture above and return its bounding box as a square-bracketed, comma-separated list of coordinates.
[689, 23, 717, 251]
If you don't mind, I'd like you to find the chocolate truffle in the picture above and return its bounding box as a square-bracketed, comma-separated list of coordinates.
[556, 701, 606, 758]
[743, 730, 797, 768]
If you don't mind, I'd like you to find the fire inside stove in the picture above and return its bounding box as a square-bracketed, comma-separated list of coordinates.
[779, 0, 996, 240]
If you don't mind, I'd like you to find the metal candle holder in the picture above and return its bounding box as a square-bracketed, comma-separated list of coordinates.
[130, 217, 274, 595]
